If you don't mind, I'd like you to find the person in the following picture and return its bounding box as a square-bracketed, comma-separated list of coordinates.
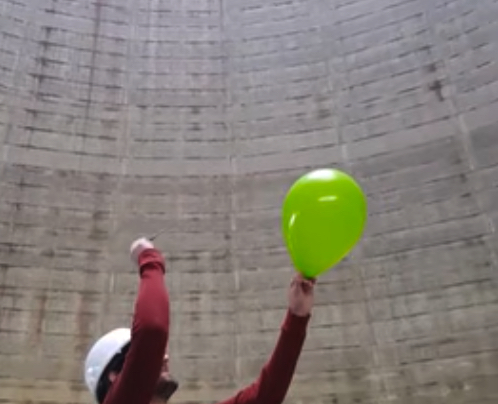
[83, 237, 315, 404]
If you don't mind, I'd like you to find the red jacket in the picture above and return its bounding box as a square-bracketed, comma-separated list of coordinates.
[104, 249, 310, 404]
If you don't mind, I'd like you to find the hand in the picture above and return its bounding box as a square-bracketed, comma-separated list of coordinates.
[130, 237, 154, 265]
[288, 274, 315, 317]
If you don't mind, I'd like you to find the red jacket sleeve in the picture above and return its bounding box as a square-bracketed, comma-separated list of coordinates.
[216, 310, 310, 404]
[103, 249, 170, 404]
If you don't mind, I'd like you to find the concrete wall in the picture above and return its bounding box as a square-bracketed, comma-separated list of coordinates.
[1, 0, 497, 403]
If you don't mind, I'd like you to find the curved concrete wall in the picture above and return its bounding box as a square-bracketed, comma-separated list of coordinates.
[1, 0, 498, 403]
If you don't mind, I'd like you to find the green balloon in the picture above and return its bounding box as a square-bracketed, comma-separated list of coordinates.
[282, 168, 367, 278]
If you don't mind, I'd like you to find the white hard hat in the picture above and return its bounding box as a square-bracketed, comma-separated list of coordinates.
[84, 328, 131, 401]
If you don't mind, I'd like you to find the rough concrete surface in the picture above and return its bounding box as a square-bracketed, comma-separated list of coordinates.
[1, 0, 498, 403]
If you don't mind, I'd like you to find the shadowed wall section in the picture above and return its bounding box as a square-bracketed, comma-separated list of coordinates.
[0, 0, 497, 403]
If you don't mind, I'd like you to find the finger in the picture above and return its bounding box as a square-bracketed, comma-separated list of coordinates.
[291, 272, 307, 282]
[297, 277, 315, 286]
[300, 283, 311, 293]
[299, 279, 315, 293]
[290, 274, 315, 291]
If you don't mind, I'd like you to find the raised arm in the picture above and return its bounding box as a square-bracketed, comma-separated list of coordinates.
[104, 239, 170, 404]
[217, 275, 315, 404]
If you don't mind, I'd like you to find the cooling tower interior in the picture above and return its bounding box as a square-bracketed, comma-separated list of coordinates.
[1, 0, 498, 403]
